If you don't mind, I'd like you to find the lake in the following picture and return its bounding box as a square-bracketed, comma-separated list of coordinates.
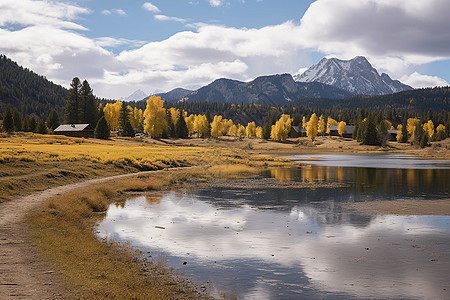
[97, 154, 450, 299]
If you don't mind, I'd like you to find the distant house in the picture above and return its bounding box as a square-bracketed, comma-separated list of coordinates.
[328, 125, 355, 138]
[54, 124, 94, 138]
[388, 129, 398, 141]
[290, 126, 306, 138]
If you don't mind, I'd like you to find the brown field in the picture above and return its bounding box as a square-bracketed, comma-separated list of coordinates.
[0, 132, 449, 299]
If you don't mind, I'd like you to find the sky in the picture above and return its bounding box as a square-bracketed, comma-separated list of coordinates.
[0, 0, 449, 99]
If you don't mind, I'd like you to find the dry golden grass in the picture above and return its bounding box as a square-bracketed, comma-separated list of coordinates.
[1, 133, 290, 202]
[28, 172, 212, 299]
[1, 133, 295, 299]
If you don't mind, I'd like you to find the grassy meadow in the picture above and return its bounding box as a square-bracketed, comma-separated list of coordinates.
[1, 132, 292, 299]
[0, 132, 288, 203]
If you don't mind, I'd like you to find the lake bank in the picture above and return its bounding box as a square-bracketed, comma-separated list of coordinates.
[1, 133, 449, 298]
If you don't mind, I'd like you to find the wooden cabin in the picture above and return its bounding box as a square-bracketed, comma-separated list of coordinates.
[388, 129, 398, 141]
[327, 125, 355, 138]
[54, 124, 94, 138]
[290, 126, 306, 138]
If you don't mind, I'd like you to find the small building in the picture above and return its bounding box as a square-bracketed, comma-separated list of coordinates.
[388, 129, 398, 141]
[290, 126, 306, 138]
[54, 124, 94, 138]
[328, 125, 355, 138]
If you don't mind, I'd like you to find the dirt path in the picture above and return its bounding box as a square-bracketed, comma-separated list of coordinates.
[0, 170, 164, 299]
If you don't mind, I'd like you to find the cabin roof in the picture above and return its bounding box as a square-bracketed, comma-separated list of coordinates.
[54, 124, 92, 132]
[292, 126, 306, 133]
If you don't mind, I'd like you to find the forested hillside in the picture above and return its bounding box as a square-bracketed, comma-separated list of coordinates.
[0, 55, 67, 118]
[295, 86, 449, 111]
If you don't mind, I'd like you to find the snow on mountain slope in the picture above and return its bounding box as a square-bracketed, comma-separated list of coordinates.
[294, 56, 413, 96]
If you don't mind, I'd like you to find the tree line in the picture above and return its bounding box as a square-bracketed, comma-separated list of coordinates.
[2, 75, 449, 147]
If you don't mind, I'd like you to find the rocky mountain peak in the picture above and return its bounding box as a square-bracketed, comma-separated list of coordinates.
[294, 56, 412, 95]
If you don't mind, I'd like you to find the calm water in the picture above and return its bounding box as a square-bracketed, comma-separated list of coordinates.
[97, 154, 450, 299]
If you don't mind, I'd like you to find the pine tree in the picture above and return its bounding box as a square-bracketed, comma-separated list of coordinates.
[36, 119, 47, 134]
[362, 114, 379, 146]
[46, 109, 60, 130]
[94, 116, 110, 139]
[175, 110, 189, 138]
[80, 80, 98, 127]
[166, 110, 176, 138]
[400, 121, 408, 143]
[22, 117, 30, 132]
[119, 102, 130, 130]
[12, 109, 22, 131]
[413, 123, 427, 147]
[28, 117, 37, 133]
[377, 120, 390, 146]
[65, 77, 81, 124]
[1, 107, 14, 133]
[122, 120, 135, 137]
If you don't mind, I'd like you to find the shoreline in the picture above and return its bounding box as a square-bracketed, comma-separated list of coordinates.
[1, 133, 449, 298]
[343, 199, 450, 216]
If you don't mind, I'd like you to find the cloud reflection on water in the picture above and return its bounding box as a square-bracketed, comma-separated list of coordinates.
[97, 193, 450, 299]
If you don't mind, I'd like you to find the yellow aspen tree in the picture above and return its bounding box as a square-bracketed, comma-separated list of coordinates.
[435, 124, 446, 141]
[307, 113, 319, 141]
[318, 115, 325, 135]
[210, 115, 225, 138]
[338, 121, 346, 136]
[129, 106, 143, 129]
[223, 119, 234, 134]
[436, 124, 445, 132]
[168, 107, 180, 126]
[423, 120, 434, 138]
[302, 116, 307, 129]
[143, 96, 167, 138]
[396, 124, 403, 142]
[326, 117, 338, 134]
[103, 100, 122, 131]
[270, 114, 292, 141]
[227, 124, 238, 137]
[194, 114, 209, 138]
[246, 121, 257, 138]
[256, 126, 263, 139]
[237, 124, 246, 138]
[407, 118, 420, 136]
[185, 114, 196, 136]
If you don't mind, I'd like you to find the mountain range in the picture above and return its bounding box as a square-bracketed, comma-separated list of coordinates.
[146, 56, 412, 104]
[294, 56, 412, 96]
[179, 74, 352, 105]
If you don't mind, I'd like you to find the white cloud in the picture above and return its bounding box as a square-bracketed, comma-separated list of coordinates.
[95, 37, 146, 48]
[154, 15, 186, 23]
[0, 0, 89, 30]
[298, 0, 450, 77]
[0, 0, 448, 98]
[142, 2, 160, 13]
[101, 9, 127, 16]
[401, 72, 449, 88]
[209, 0, 224, 7]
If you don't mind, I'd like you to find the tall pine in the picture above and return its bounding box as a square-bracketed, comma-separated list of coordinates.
[46, 109, 60, 130]
[176, 110, 189, 138]
[65, 77, 81, 124]
[1, 106, 14, 133]
[80, 80, 98, 127]
[362, 114, 379, 146]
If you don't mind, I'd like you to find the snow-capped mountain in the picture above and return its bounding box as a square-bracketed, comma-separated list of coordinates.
[294, 56, 412, 96]
[120, 89, 148, 102]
